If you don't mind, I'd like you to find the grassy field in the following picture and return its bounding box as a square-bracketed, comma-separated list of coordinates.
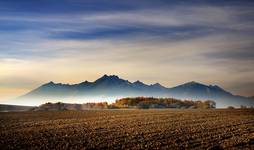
[0, 109, 254, 149]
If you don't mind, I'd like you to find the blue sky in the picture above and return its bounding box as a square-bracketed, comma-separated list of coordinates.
[0, 0, 254, 101]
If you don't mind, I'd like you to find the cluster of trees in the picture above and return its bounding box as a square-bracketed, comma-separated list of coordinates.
[112, 97, 216, 109]
[34, 102, 109, 111]
[82, 102, 108, 109]
[227, 105, 254, 109]
[35, 97, 216, 111]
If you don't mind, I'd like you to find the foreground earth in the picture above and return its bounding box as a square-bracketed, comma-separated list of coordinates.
[0, 109, 254, 149]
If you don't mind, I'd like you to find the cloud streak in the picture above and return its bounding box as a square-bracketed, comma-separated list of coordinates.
[0, 0, 254, 102]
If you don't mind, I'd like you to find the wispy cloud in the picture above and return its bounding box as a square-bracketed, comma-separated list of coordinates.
[0, 1, 254, 100]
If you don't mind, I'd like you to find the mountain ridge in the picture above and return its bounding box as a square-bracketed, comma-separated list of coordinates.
[17, 74, 253, 108]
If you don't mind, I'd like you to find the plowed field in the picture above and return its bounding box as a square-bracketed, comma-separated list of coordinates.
[0, 109, 254, 149]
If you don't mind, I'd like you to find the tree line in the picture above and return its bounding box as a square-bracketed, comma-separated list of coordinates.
[34, 97, 216, 111]
[112, 97, 216, 109]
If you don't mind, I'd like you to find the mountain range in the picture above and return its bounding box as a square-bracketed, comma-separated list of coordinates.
[17, 75, 253, 108]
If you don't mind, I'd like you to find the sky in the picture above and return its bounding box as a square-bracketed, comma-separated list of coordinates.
[0, 0, 254, 102]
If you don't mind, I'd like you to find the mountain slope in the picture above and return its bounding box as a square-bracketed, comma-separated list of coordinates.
[17, 75, 253, 107]
[168, 81, 252, 107]
[169, 81, 233, 99]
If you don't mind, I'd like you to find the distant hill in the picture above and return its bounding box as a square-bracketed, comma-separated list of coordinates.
[0, 104, 35, 112]
[16, 75, 253, 108]
[249, 96, 254, 100]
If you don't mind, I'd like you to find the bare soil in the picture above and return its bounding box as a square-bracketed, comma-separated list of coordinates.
[0, 109, 254, 149]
